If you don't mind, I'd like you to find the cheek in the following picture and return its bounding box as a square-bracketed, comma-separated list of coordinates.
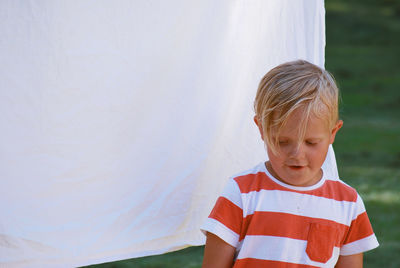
[267, 148, 284, 163]
[309, 146, 330, 165]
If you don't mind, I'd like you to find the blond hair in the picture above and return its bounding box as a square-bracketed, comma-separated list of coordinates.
[254, 59, 340, 154]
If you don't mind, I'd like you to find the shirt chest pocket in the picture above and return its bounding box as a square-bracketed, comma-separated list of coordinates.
[306, 222, 339, 263]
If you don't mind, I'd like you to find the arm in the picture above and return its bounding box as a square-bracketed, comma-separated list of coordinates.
[335, 253, 363, 268]
[202, 232, 236, 268]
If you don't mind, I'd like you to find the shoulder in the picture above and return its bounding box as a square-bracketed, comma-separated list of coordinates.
[323, 177, 359, 203]
[229, 162, 270, 194]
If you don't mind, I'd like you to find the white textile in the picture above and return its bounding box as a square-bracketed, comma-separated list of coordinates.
[0, 0, 335, 267]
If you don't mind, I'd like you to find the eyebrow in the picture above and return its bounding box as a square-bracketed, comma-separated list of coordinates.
[272, 136, 323, 141]
[306, 138, 323, 141]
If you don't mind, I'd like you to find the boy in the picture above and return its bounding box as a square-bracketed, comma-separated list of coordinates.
[201, 60, 379, 267]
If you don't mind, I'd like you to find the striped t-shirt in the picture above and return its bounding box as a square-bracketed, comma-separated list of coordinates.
[201, 162, 379, 267]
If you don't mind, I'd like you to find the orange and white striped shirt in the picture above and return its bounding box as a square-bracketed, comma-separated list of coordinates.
[201, 162, 379, 267]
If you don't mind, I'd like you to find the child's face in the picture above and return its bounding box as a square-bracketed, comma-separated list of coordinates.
[255, 108, 343, 187]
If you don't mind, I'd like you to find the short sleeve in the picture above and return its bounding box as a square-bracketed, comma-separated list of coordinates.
[340, 194, 379, 255]
[200, 178, 243, 248]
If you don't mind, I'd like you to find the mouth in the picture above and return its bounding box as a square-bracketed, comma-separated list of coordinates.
[288, 165, 305, 170]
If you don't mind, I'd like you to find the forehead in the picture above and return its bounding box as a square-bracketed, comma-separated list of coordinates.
[273, 109, 331, 138]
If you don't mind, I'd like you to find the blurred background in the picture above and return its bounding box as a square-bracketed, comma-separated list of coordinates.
[326, 0, 400, 266]
[85, 0, 400, 267]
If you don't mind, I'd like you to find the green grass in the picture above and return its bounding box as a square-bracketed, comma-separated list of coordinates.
[84, 0, 400, 266]
[326, 0, 400, 266]
[339, 166, 400, 267]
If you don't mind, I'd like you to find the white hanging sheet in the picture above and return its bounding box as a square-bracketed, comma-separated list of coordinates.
[0, 0, 335, 267]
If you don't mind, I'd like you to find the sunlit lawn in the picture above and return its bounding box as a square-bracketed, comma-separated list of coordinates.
[84, 0, 400, 267]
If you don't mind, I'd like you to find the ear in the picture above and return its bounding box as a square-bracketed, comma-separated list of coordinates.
[329, 120, 343, 144]
[254, 116, 265, 140]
